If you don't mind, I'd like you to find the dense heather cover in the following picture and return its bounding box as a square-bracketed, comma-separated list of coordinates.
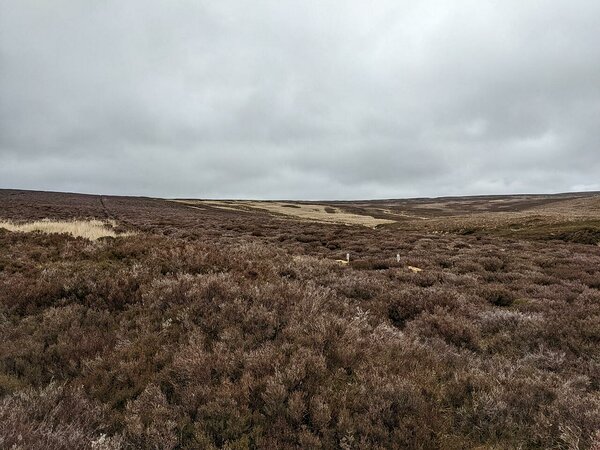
[0, 190, 599, 449]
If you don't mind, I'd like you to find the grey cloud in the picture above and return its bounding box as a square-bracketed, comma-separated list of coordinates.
[1, 0, 599, 199]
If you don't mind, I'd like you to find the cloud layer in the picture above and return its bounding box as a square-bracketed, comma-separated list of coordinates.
[1, 0, 599, 199]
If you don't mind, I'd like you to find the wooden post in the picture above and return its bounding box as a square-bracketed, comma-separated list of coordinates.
[396, 253, 400, 263]
[346, 253, 350, 263]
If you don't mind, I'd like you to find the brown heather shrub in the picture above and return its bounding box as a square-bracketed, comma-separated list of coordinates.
[124, 383, 179, 449]
[479, 256, 506, 272]
[333, 272, 383, 301]
[482, 285, 517, 307]
[387, 287, 462, 329]
[350, 259, 401, 271]
[584, 273, 600, 289]
[412, 309, 482, 350]
[0, 383, 123, 449]
[2, 190, 600, 448]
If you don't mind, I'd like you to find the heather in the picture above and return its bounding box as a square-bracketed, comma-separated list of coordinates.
[1, 190, 599, 449]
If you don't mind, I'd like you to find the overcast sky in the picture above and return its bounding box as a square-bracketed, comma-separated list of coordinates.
[1, 1, 599, 199]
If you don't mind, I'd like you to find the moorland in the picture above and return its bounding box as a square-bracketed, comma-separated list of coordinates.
[1, 188, 599, 449]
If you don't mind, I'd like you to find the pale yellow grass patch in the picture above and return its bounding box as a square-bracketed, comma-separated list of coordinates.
[0, 219, 133, 241]
[176, 200, 396, 227]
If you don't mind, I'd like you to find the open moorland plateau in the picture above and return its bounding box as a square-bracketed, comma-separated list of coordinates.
[1, 188, 600, 449]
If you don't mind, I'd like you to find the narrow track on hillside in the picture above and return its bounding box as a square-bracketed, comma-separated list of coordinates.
[99, 195, 112, 221]
[99, 195, 137, 231]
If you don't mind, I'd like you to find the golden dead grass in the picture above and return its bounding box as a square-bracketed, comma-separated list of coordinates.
[175, 200, 395, 227]
[0, 219, 133, 241]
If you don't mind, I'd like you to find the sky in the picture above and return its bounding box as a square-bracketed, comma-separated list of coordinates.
[1, 1, 599, 200]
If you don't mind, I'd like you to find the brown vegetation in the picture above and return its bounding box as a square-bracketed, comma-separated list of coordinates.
[1, 189, 600, 449]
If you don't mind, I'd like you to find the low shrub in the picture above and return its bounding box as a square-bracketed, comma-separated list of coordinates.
[2, 191, 600, 449]
[483, 286, 516, 307]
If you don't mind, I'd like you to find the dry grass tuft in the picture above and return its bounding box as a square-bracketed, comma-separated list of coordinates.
[0, 219, 133, 241]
